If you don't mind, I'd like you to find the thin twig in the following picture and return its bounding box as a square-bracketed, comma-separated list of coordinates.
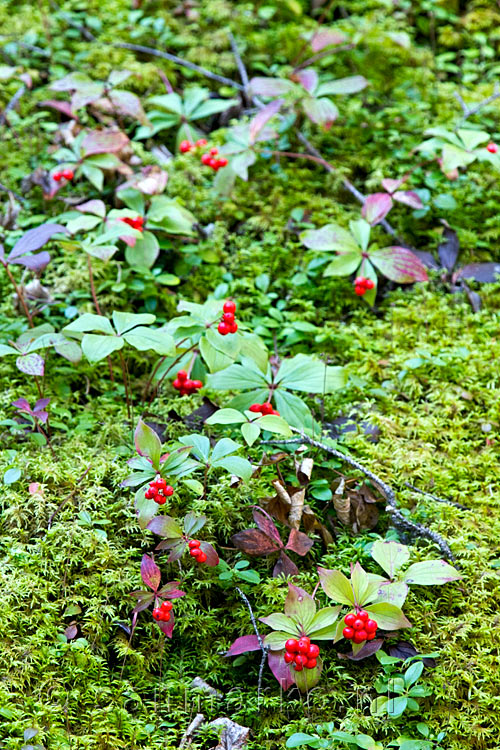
[0, 84, 26, 126]
[454, 87, 500, 120]
[0, 182, 24, 202]
[179, 714, 205, 749]
[4, 264, 33, 325]
[293, 43, 356, 72]
[227, 31, 249, 89]
[404, 482, 469, 510]
[114, 42, 245, 91]
[47, 465, 91, 528]
[236, 588, 267, 701]
[49, 0, 96, 41]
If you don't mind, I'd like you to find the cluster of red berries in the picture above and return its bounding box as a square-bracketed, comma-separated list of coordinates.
[487, 142, 498, 154]
[144, 476, 174, 505]
[179, 138, 207, 153]
[284, 637, 320, 671]
[201, 147, 228, 171]
[120, 216, 144, 231]
[53, 168, 74, 181]
[152, 600, 173, 622]
[354, 276, 375, 296]
[217, 300, 238, 335]
[342, 610, 378, 643]
[188, 539, 207, 563]
[172, 369, 203, 396]
[249, 402, 280, 416]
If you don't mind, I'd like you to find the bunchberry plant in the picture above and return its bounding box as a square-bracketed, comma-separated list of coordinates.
[131, 554, 186, 637]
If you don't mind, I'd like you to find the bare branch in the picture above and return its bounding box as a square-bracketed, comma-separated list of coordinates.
[454, 86, 500, 120]
[236, 587, 268, 701]
[404, 482, 469, 510]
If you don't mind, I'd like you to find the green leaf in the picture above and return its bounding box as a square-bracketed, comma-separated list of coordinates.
[178, 434, 211, 462]
[370, 696, 388, 716]
[324, 252, 361, 277]
[206, 408, 246, 425]
[440, 144, 476, 172]
[148, 196, 196, 235]
[457, 128, 489, 151]
[64, 313, 114, 335]
[402, 560, 461, 586]
[301, 223, 360, 253]
[206, 361, 269, 390]
[241, 421, 261, 446]
[285, 733, 319, 748]
[211, 438, 242, 462]
[260, 613, 298, 634]
[134, 418, 162, 470]
[183, 512, 207, 536]
[257, 414, 292, 436]
[123, 327, 175, 355]
[307, 606, 341, 636]
[213, 455, 253, 481]
[4, 467, 21, 484]
[364, 602, 411, 630]
[238, 333, 269, 373]
[316, 75, 368, 96]
[81, 334, 123, 362]
[81, 162, 104, 191]
[293, 655, 323, 692]
[147, 514, 183, 538]
[125, 231, 160, 268]
[199, 335, 234, 373]
[263, 630, 297, 650]
[277, 354, 346, 394]
[405, 661, 424, 686]
[318, 567, 355, 605]
[371, 540, 410, 578]
[112, 311, 156, 335]
[273, 389, 315, 431]
[387, 696, 407, 718]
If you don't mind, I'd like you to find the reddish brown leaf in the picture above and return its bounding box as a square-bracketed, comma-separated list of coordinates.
[285, 528, 314, 556]
[64, 623, 78, 640]
[252, 506, 283, 547]
[158, 610, 175, 638]
[438, 226, 459, 271]
[225, 634, 261, 656]
[342, 637, 384, 660]
[231, 529, 280, 556]
[38, 99, 78, 120]
[273, 550, 299, 578]
[267, 649, 294, 690]
[199, 541, 220, 567]
[81, 130, 129, 156]
[140, 553, 161, 591]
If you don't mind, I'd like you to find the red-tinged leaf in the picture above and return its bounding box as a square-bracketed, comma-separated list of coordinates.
[392, 190, 423, 209]
[147, 514, 183, 539]
[343, 638, 384, 660]
[158, 610, 175, 638]
[231, 528, 281, 556]
[249, 77, 294, 97]
[166, 539, 187, 562]
[362, 193, 393, 226]
[412, 249, 440, 270]
[157, 583, 185, 599]
[273, 551, 299, 578]
[252, 506, 283, 546]
[11, 397, 31, 411]
[8, 223, 68, 260]
[455, 262, 500, 283]
[81, 130, 129, 156]
[310, 29, 347, 51]
[285, 528, 314, 556]
[225, 634, 261, 656]
[370, 246, 429, 283]
[76, 199, 106, 217]
[16, 353, 44, 376]
[134, 417, 162, 469]
[132, 593, 155, 613]
[38, 99, 77, 120]
[284, 584, 316, 623]
[249, 100, 283, 144]
[381, 177, 404, 193]
[140, 554, 161, 591]
[303, 97, 338, 128]
[294, 68, 318, 94]
[199, 541, 219, 566]
[438, 226, 459, 271]
[267, 650, 294, 690]
[10, 250, 51, 272]
[107, 90, 149, 125]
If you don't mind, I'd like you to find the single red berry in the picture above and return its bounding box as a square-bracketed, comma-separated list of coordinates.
[358, 610, 369, 622]
[201, 153, 212, 165]
[209, 147, 218, 156]
[218, 157, 228, 167]
[354, 276, 364, 286]
[343, 627, 354, 640]
[229, 322, 238, 334]
[53, 172, 62, 181]
[307, 644, 320, 659]
[155, 495, 167, 505]
[272, 410, 281, 416]
[156, 478, 167, 491]
[297, 637, 310, 654]
[184, 379, 195, 391]
[366, 619, 378, 633]
[294, 663, 304, 671]
[294, 654, 307, 667]
[365, 279, 375, 290]
[285, 638, 299, 652]
[62, 169, 74, 180]
[208, 157, 219, 169]
[197, 551, 207, 563]
[196, 138, 208, 147]
[249, 403, 262, 413]
[145, 489, 154, 499]
[487, 142, 498, 153]
[188, 539, 201, 549]
[222, 312, 235, 324]
[284, 651, 294, 664]
[190, 547, 202, 557]
[218, 321, 230, 336]
[161, 611, 171, 622]
[261, 402, 273, 415]
[179, 140, 192, 153]
[223, 300, 236, 314]
[353, 629, 368, 643]
[305, 658, 317, 669]
[165, 485, 174, 496]
[353, 619, 365, 631]
[161, 600, 173, 611]
[152, 608, 161, 620]
[354, 285, 366, 296]
[177, 370, 188, 381]
[172, 378, 182, 390]
[344, 613, 356, 627]
[192, 379, 203, 389]
[366, 632, 376, 641]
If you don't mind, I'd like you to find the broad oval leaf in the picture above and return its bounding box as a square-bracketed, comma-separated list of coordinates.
[260, 612, 298, 634]
[402, 560, 461, 586]
[231, 528, 280, 556]
[8, 223, 68, 260]
[140, 554, 161, 591]
[206, 408, 246, 425]
[316, 75, 368, 96]
[81, 129, 129, 156]
[318, 566, 355, 606]
[16, 353, 44, 376]
[362, 193, 393, 226]
[134, 418, 162, 469]
[364, 602, 411, 630]
[307, 606, 341, 637]
[123, 327, 175, 355]
[301, 223, 360, 253]
[147, 514, 183, 539]
[303, 97, 338, 128]
[82, 333, 123, 362]
[370, 246, 429, 283]
[225, 634, 261, 656]
[371, 540, 410, 578]
[249, 77, 295, 97]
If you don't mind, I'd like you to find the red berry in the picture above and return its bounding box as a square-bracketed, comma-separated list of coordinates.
[284, 651, 294, 664]
[209, 147, 218, 156]
[223, 300, 236, 314]
[218, 157, 228, 167]
[285, 638, 299, 652]
[155, 495, 167, 505]
[297, 637, 310, 654]
[249, 404, 261, 413]
[343, 627, 354, 640]
[294, 654, 307, 667]
[165, 485, 174, 496]
[208, 157, 219, 169]
[152, 608, 161, 620]
[305, 658, 317, 669]
[366, 632, 376, 641]
[294, 663, 304, 671]
[223, 312, 235, 324]
[353, 619, 365, 631]
[62, 169, 74, 180]
[366, 619, 377, 633]
[177, 370, 188, 381]
[184, 379, 195, 391]
[260, 402, 273, 415]
[192, 380, 203, 389]
[161, 600, 173, 611]
[156, 478, 167, 491]
[179, 140, 192, 153]
[218, 322, 230, 335]
[188, 539, 201, 549]
[354, 276, 364, 286]
[487, 142, 498, 153]
[229, 322, 238, 334]
[307, 644, 320, 659]
[161, 611, 171, 622]
[197, 551, 207, 563]
[196, 139, 208, 147]
[358, 610, 369, 622]
[173, 378, 182, 390]
[190, 548, 202, 557]
[53, 172, 62, 181]
[354, 285, 366, 296]
[365, 279, 375, 290]
[271, 410, 281, 416]
[145, 489, 154, 499]
[353, 630, 367, 643]
[344, 613, 356, 627]
[201, 153, 212, 165]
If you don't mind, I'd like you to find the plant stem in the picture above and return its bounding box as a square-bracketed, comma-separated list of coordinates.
[87, 255, 114, 383]
[37, 423, 57, 460]
[4, 264, 33, 325]
[118, 350, 132, 422]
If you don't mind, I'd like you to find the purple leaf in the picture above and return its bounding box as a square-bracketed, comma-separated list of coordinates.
[76, 199, 107, 218]
[16, 353, 44, 376]
[249, 100, 283, 144]
[294, 68, 318, 94]
[392, 190, 423, 209]
[285, 528, 314, 556]
[310, 29, 347, 51]
[438, 226, 459, 271]
[231, 528, 281, 556]
[81, 130, 129, 156]
[140, 554, 161, 591]
[8, 223, 68, 260]
[344, 638, 384, 660]
[370, 246, 429, 283]
[273, 551, 299, 578]
[132, 592, 155, 613]
[411, 250, 440, 270]
[147, 514, 183, 539]
[381, 178, 404, 193]
[157, 582, 185, 599]
[38, 99, 77, 119]
[10, 250, 51, 272]
[199, 541, 219, 566]
[267, 650, 294, 690]
[158, 610, 175, 638]
[249, 77, 294, 97]
[11, 398, 31, 412]
[362, 193, 393, 225]
[108, 90, 149, 125]
[388, 641, 436, 668]
[455, 262, 500, 283]
[225, 634, 261, 656]
[252, 506, 283, 546]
